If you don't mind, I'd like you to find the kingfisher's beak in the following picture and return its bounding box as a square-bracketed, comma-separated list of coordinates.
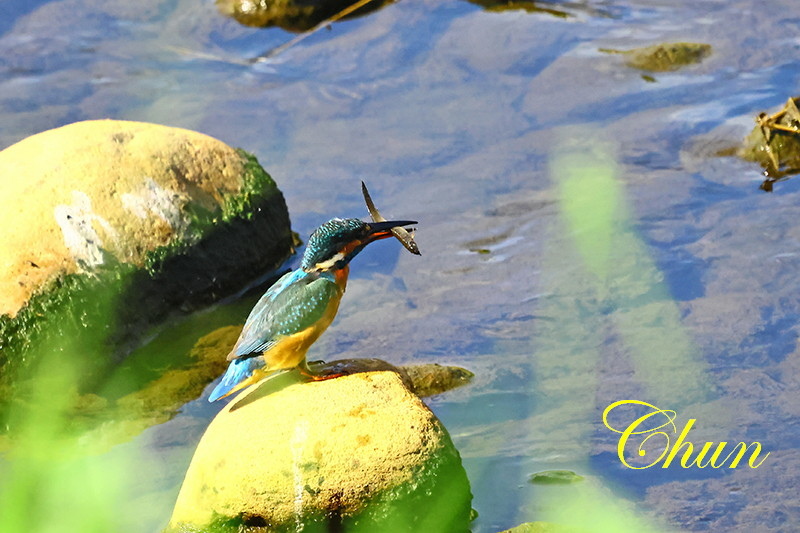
[365, 220, 417, 241]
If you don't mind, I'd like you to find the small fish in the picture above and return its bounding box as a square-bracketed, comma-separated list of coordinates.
[361, 181, 421, 255]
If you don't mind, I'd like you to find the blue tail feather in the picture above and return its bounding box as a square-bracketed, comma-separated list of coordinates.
[208, 357, 261, 402]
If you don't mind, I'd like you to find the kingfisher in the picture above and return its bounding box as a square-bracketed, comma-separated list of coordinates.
[208, 217, 417, 402]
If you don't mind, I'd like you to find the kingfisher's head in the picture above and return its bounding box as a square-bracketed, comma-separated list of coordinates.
[301, 218, 417, 272]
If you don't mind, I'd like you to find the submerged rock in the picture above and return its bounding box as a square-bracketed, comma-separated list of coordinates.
[68, 326, 237, 453]
[168, 371, 472, 532]
[739, 97, 800, 188]
[600, 42, 712, 72]
[0, 120, 292, 408]
[528, 470, 584, 485]
[401, 363, 474, 397]
[499, 523, 581, 533]
[308, 359, 474, 398]
[216, 0, 391, 32]
[114, 327, 238, 417]
[467, 0, 572, 18]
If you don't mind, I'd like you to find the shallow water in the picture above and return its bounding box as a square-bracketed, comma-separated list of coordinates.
[2, 0, 800, 531]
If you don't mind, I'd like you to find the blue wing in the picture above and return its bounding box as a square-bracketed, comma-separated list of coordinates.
[208, 269, 341, 402]
[229, 269, 341, 359]
[208, 356, 263, 402]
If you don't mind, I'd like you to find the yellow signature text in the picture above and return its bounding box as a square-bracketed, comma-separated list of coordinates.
[602, 400, 770, 469]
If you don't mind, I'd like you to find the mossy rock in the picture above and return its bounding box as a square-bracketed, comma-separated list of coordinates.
[600, 42, 712, 72]
[0, 120, 293, 413]
[167, 371, 472, 532]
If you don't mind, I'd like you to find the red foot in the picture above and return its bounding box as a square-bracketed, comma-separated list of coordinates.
[299, 367, 346, 381]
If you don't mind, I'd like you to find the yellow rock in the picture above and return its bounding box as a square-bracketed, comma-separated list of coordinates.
[168, 371, 471, 532]
[0, 119, 276, 317]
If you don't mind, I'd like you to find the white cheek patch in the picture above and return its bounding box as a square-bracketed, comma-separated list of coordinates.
[315, 252, 345, 271]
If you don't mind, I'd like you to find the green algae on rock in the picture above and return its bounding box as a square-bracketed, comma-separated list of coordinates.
[167, 371, 472, 533]
[600, 42, 712, 72]
[0, 120, 293, 412]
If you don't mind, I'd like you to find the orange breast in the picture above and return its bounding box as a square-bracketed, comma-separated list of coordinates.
[263, 277, 346, 370]
[334, 264, 350, 288]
